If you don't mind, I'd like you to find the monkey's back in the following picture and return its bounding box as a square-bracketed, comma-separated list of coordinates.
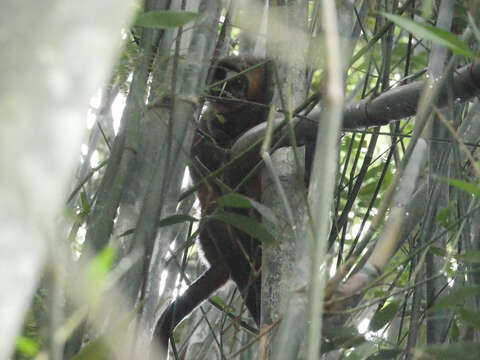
[190, 107, 263, 321]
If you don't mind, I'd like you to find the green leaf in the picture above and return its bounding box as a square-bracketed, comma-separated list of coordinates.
[216, 193, 253, 208]
[119, 214, 198, 237]
[216, 194, 278, 225]
[429, 246, 447, 258]
[450, 318, 460, 342]
[135, 11, 199, 29]
[87, 246, 115, 280]
[428, 286, 480, 312]
[209, 211, 275, 244]
[369, 301, 400, 332]
[210, 295, 227, 308]
[358, 181, 378, 197]
[86, 246, 115, 306]
[216, 113, 226, 124]
[365, 163, 383, 179]
[442, 178, 480, 197]
[118, 228, 134, 237]
[459, 251, 480, 264]
[382, 13, 476, 59]
[71, 337, 111, 360]
[210, 295, 236, 313]
[322, 325, 365, 353]
[415, 343, 480, 360]
[16, 336, 38, 357]
[457, 308, 480, 329]
[80, 191, 90, 215]
[71, 307, 139, 360]
[158, 214, 198, 228]
[436, 202, 455, 229]
[367, 349, 403, 360]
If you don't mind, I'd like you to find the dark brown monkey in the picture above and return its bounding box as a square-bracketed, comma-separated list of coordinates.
[153, 57, 273, 353]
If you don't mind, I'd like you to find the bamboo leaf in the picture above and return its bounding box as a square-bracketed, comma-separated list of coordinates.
[216, 193, 278, 224]
[367, 349, 403, 360]
[157, 214, 198, 228]
[135, 11, 199, 29]
[16, 336, 38, 357]
[457, 308, 480, 329]
[369, 301, 400, 332]
[428, 286, 480, 312]
[86, 246, 115, 306]
[382, 13, 475, 59]
[442, 178, 480, 197]
[209, 211, 275, 244]
[118, 214, 198, 238]
[415, 343, 480, 360]
[459, 251, 480, 264]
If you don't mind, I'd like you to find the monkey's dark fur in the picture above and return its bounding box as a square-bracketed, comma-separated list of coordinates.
[154, 57, 274, 353]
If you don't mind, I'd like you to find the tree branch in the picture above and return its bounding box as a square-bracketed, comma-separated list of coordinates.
[233, 62, 480, 156]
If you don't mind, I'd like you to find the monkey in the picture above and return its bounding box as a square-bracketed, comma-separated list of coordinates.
[153, 56, 274, 353]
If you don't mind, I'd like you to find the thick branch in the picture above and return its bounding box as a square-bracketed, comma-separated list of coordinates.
[341, 62, 480, 128]
[233, 62, 480, 155]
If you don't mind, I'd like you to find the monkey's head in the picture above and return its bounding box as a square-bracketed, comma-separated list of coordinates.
[205, 56, 274, 141]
